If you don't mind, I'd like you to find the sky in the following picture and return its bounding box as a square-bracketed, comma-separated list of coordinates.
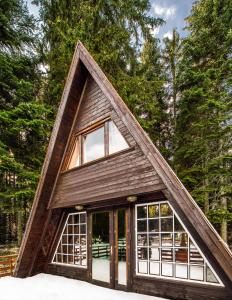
[150, 0, 195, 39]
[26, 0, 195, 39]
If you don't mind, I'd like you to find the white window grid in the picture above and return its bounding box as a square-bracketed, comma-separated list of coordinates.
[135, 201, 223, 286]
[52, 212, 87, 268]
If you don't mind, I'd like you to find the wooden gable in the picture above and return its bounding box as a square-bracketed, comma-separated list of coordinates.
[50, 75, 165, 209]
[14, 42, 232, 299]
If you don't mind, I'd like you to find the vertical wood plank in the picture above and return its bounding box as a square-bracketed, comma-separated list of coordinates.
[87, 212, 92, 281]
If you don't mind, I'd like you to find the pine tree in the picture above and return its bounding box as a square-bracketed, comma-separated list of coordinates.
[35, 0, 163, 106]
[0, 0, 53, 246]
[137, 37, 170, 158]
[163, 29, 182, 130]
[174, 0, 232, 244]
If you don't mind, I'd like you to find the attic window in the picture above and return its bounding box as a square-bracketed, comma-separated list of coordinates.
[67, 119, 129, 169]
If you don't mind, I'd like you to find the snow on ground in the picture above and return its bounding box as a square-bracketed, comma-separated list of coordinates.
[0, 273, 167, 300]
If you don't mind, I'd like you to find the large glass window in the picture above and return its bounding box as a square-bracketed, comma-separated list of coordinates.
[52, 212, 87, 267]
[67, 119, 129, 169]
[83, 126, 105, 163]
[136, 201, 221, 285]
[109, 120, 129, 154]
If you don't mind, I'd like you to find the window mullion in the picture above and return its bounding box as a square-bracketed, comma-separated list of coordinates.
[105, 121, 109, 156]
[80, 135, 84, 165]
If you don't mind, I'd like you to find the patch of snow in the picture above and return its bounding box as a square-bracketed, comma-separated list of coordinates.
[0, 273, 167, 300]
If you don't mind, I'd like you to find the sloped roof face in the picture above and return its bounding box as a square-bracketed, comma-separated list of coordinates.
[15, 42, 232, 293]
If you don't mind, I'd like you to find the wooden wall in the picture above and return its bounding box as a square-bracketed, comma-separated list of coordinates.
[50, 76, 165, 209]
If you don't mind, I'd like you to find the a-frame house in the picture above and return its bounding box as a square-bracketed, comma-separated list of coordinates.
[15, 42, 232, 300]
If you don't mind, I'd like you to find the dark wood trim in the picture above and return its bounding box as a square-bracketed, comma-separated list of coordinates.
[126, 207, 132, 290]
[75, 116, 111, 136]
[114, 210, 118, 285]
[109, 210, 115, 288]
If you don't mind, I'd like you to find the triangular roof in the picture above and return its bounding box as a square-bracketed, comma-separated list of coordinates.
[15, 42, 232, 288]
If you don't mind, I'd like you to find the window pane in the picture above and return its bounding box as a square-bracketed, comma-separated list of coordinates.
[174, 233, 188, 247]
[161, 263, 173, 277]
[174, 248, 188, 263]
[206, 264, 219, 283]
[161, 233, 173, 247]
[161, 248, 173, 261]
[138, 247, 148, 260]
[149, 219, 159, 232]
[189, 240, 204, 265]
[109, 120, 129, 154]
[149, 234, 160, 247]
[137, 234, 148, 246]
[68, 139, 80, 169]
[190, 265, 204, 281]
[149, 247, 160, 261]
[73, 214, 79, 224]
[138, 261, 148, 274]
[137, 220, 147, 232]
[150, 262, 160, 275]
[80, 213, 86, 223]
[148, 205, 159, 218]
[83, 126, 104, 163]
[176, 264, 188, 279]
[160, 203, 172, 217]
[161, 218, 173, 232]
[80, 224, 86, 234]
[137, 205, 147, 219]
[174, 216, 184, 232]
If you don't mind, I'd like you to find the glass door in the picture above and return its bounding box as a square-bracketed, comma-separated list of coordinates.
[91, 208, 129, 289]
[115, 208, 127, 287]
[91, 211, 112, 284]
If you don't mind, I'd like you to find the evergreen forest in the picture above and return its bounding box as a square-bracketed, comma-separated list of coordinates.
[0, 0, 231, 253]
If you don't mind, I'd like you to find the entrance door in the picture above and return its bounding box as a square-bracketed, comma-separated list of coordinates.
[90, 208, 129, 289]
[91, 211, 112, 284]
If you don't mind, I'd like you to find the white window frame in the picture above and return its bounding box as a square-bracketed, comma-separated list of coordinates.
[52, 211, 87, 269]
[135, 201, 223, 286]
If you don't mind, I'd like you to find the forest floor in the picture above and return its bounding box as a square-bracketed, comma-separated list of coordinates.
[0, 273, 167, 300]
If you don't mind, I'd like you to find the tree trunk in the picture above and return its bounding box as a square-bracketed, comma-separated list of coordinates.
[220, 197, 227, 243]
[204, 178, 209, 214]
[17, 209, 23, 246]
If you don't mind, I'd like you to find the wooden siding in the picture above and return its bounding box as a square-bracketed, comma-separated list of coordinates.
[51, 147, 164, 208]
[47, 264, 88, 281]
[49, 76, 165, 208]
[132, 276, 231, 300]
